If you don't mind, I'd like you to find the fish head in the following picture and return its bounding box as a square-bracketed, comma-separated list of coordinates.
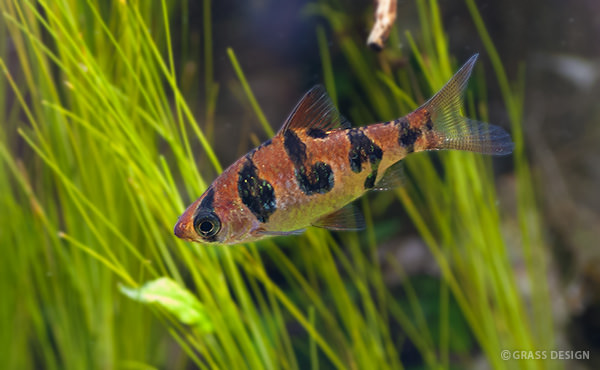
[173, 185, 261, 245]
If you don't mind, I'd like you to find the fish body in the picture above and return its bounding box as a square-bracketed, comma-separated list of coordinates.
[174, 55, 513, 245]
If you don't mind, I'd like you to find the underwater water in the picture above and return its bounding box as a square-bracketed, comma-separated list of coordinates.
[1, 0, 598, 369]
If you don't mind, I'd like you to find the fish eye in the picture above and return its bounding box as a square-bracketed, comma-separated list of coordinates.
[193, 211, 221, 239]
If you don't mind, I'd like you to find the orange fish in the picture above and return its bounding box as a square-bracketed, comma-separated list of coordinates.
[174, 55, 513, 245]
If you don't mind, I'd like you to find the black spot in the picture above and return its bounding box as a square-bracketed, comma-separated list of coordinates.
[260, 139, 273, 148]
[347, 128, 383, 173]
[394, 117, 409, 126]
[199, 187, 214, 210]
[238, 158, 277, 223]
[364, 170, 378, 189]
[295, 161, 334, 195]
[306, 128, 328, 138]
[283, 130, 307, 167]
[285, 129, 335, 196]
[397, 120, 421, 153]
[246, 147, 258, 159]
[424, 117, 434, 131]
[385, 117, 405, 126]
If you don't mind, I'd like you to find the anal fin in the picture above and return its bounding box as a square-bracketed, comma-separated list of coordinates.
[373, 160, 406, 191]
[312, 204, 366, 231]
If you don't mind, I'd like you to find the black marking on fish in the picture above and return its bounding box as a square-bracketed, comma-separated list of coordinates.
[421, 114, 438, 149]
[424, 116, 434, 131]
[198, 187, 214, 210]
[238, 157, 276, 223]
[284, 129, 334, 195]
[283, 129, 307, 167]
[306, 128, 329, 138]
[364, 169, 378, 189]
[261, 138, 273, 148]
[246, 147, 256, 158]
[295, 161, 334, 195]
[397, 120, 421, 153]
[347, 128, 383, 173]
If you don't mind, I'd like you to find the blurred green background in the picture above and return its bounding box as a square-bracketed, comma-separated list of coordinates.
[1, 0, 598, 369]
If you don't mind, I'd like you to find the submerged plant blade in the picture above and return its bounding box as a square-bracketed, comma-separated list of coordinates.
[120, 278, 214, 332]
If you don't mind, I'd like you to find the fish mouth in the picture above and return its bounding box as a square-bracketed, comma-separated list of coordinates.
[173, 219, 196, 242]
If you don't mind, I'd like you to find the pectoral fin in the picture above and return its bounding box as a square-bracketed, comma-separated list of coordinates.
[312, 204, 366, 231]
[258, 229, 307, 237]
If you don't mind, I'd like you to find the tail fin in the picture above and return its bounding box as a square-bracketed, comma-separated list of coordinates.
[422, 54, 514, 155]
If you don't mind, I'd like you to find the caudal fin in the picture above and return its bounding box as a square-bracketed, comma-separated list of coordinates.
[422, 54, 514, 155]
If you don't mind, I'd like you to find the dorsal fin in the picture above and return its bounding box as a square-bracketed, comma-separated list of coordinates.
[277, 85, 351, 135]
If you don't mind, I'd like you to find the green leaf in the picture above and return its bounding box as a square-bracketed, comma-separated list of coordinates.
[120, 278, 213, 333]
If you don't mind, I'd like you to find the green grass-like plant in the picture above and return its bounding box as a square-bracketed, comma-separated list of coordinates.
[0, 0, 556, 369]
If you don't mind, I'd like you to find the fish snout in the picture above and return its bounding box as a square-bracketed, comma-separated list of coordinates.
[174, 218, 195, 242]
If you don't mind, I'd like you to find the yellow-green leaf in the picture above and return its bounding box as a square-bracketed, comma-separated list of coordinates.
[120, 278, 213, 333]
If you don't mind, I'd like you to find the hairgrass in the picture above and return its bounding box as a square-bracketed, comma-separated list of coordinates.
[0, 0, 555, 369]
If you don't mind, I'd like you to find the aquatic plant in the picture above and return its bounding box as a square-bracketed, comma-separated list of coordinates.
[0, 0, 555, 369]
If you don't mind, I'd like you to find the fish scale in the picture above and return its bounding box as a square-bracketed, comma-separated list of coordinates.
[174, 54, 514, 245]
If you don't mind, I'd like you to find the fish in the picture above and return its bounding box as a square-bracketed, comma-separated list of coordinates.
[174, 55, 513, 245]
